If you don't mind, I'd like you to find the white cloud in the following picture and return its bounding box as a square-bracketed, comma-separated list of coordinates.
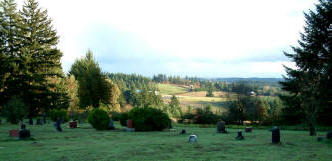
[15, 0, 317, 77]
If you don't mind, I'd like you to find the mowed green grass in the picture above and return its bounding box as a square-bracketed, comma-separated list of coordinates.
[157, 84, 188, 95]
[1, 122, 331, 161]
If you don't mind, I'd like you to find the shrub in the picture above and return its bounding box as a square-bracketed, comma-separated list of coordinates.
[129, 107, 171, 131]
[194, 107, 220, 124]
[119, 112, 129, 126]
[180, 105, 221, 124]
[3, 96, 27, 124]
[49, 109, 69, 122]
[88, 109, 110, 130]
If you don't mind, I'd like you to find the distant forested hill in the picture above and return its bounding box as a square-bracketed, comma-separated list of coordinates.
[203, 77, 283, 83]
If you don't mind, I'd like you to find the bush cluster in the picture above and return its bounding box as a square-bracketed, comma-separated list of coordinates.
[88, 109, 110, 130]
[2, 96, 26, 124]
[179, 105, 221, 124]
[128, 107, 171, 131]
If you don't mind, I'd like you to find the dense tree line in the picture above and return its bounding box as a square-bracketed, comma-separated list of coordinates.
[109, 73, 156, 91]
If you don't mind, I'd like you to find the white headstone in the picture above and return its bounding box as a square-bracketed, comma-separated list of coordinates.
[188, 134, 197, 143]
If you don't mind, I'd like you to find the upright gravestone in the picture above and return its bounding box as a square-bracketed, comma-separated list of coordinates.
[309, 123, 316, 136]
[42, 112, 47, 124]
[126, 120, 135, 132]
[235, 130, 244, 140]
[29, 118, 33, 125]
[217, 121, 227, 133]
[327, 131, 332, 140]
[109, 120, 115, 130]
[0, 118, 2, 124]
[19, 124, 30, 139]
[180, 129, 186, 134]
[54, 118, 62, 132]
[272, 126, 280, 144]
[36, 118, 43, 125]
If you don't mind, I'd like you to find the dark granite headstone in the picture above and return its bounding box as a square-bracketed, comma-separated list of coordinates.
[272, 126, 280, 144]
[54, 118, 62, 132]
[19, 124, 30, 139]
[327, 131, 332, 139]
[245, 127, 252, 133]
[29, 118, 33, 125]
[180, 129, 186, 134]
[317, 136, 324, 142]
[42, 112, 47, 124]
[36, 118, 43, 125]
[108, 120, 115, 130]
[309, 123, 316, 136]
[235, 130, 244, 140]
[217, 121, 227, 133]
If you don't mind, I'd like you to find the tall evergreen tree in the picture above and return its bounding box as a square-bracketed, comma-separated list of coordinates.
[280, 0, 332, 133]
[0, 0, 23, 106]
[70, 50, 110, 108]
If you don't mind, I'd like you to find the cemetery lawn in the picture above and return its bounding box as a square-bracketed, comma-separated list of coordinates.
[0, 122, 331, 161]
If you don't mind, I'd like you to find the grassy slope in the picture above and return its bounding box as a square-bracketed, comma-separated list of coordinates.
[1, 122, 331, 161]
[157, 84, 229, 111]
[157, 84, 188, 95]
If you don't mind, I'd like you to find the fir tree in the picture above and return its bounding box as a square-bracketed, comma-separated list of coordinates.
[70, 50, 110, 108]
[280, 0, 332, 133]
[19, 0, 67, 115]
[0, 0, 23, 106]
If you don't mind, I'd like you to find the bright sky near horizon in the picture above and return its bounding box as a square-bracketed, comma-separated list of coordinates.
[17, 0, 317, 78]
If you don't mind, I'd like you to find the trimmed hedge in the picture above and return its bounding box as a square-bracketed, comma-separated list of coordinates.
[88, 109, 110, 130]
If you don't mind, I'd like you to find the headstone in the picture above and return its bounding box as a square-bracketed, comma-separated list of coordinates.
[217, 121, 227, 133]
[235, 130, 244, 140]
[9, 129, 19, 137]
[54, 117, 62, 132]
[19, 124, 30, 139]
[36, 118, 43, 125]
[42, 112, 47, 124]
[108, 120, 115, 130]
[69, 121, 77, 128]
[127, 120, 133, 128]
[327, 131, 332, 139]
[126, 119, 135, 132]
[0, 118, 2, 124]
[272, 126, 280, 144]
[245, 127, 252, 133]
[29, 118, 33, 125]
[188, 134, 198, 143]
[180, 129, 186, 134]
[317, 136, 324, 142]
[309, 123, 316, 136]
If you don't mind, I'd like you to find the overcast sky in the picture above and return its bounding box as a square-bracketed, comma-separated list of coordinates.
[17, 0, 317, 78]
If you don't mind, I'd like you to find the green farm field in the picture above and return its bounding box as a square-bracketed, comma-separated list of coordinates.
[1, 122, 331, 161]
